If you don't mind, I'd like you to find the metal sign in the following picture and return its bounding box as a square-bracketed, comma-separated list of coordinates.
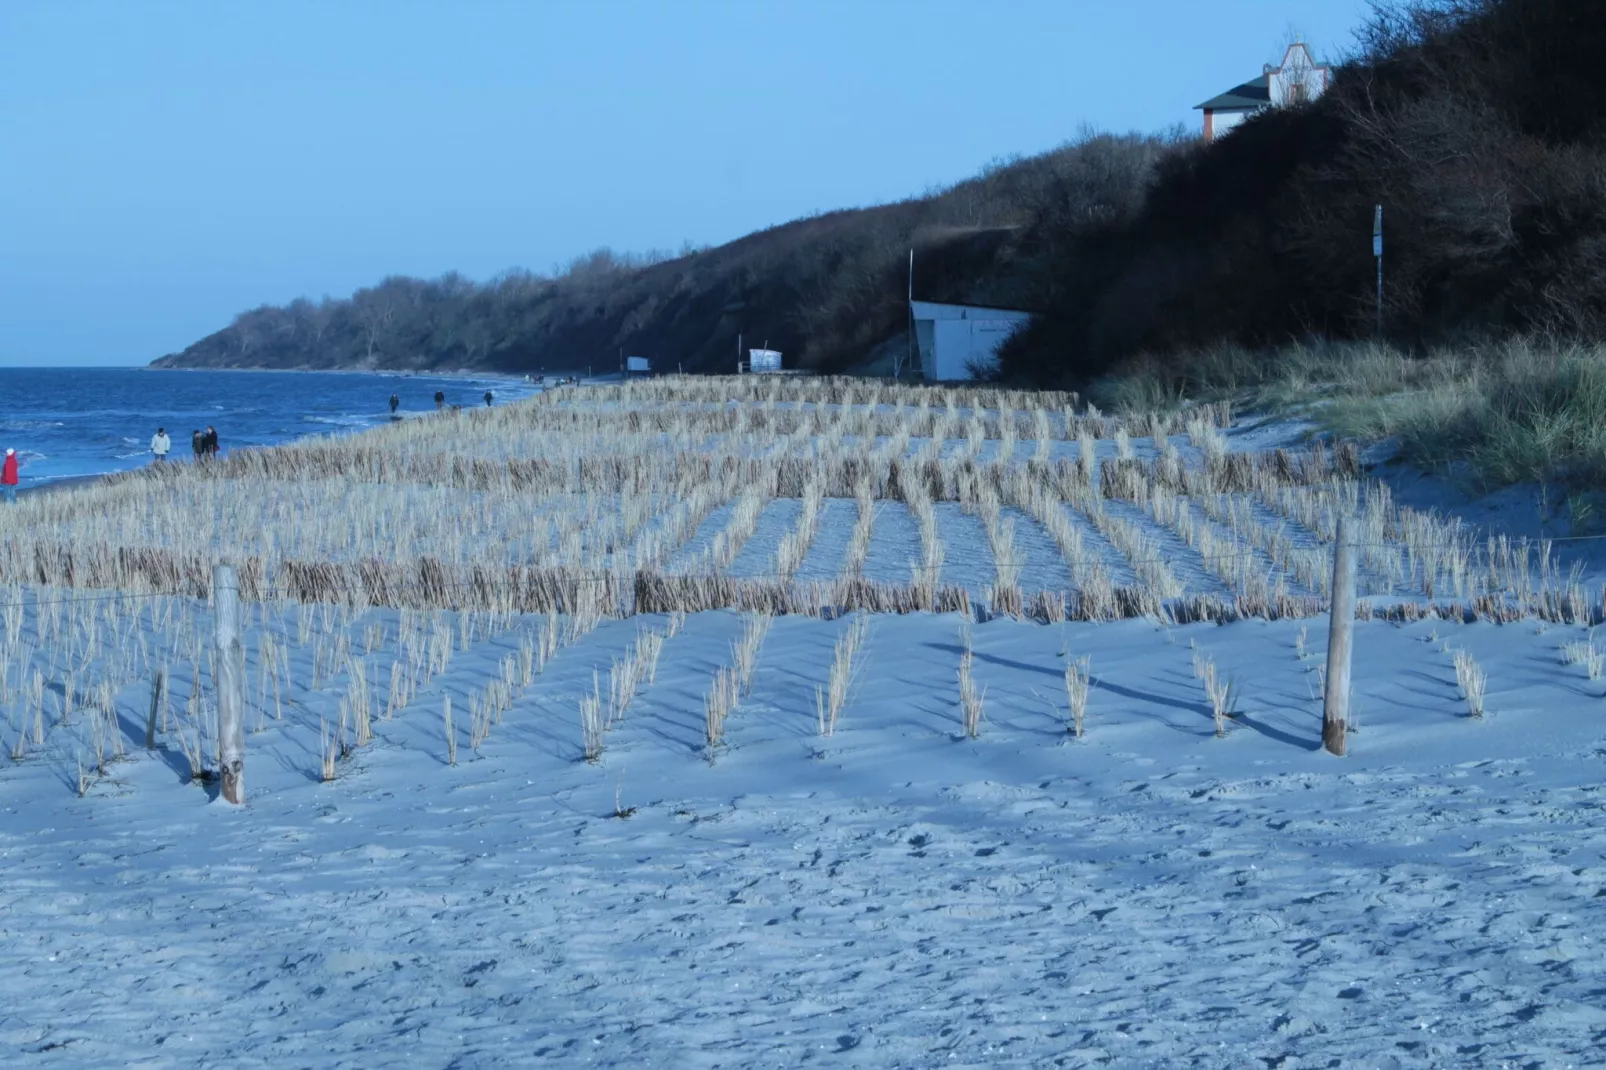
[1373, 204, 1384, 335]
[625, 356, 650, 373]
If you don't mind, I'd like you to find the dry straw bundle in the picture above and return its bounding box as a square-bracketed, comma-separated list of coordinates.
[0, 377, 1584, 630]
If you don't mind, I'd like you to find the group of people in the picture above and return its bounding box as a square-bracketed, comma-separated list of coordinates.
[417, 389, 495, 412]
[193, 426, 220, 459]
[3, 381, 520, 502]
[138, 384, 507, 472]
[384, 389, 499, 416]
[146, 426, 218, 464]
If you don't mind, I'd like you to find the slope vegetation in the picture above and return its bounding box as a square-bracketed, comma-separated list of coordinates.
[159, 0, 1606, 390]
[153, 135, 1173, 375]
[1004, 0, 1606, 383]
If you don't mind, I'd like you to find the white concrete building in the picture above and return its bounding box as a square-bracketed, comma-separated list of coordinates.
[910, 300, 1032, 381]
[741, 349, 782, 373]
[1195, 41, 1331, 141]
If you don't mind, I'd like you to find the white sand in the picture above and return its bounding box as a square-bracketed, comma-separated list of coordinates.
[2, 602, 1604, 1066]
[1, 396, 1601, 1067]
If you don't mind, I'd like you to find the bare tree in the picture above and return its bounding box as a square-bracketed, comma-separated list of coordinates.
[286, 297, 335, 358]
[350, 288, 397, 364]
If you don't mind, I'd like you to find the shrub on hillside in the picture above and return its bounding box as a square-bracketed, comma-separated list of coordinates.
[1003, 0, 1606, 385]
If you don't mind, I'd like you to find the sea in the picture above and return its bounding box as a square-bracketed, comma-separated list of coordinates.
[0, 367, 539, 489]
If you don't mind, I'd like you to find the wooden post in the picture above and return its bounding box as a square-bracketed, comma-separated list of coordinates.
[145, 667, 165, 750]
[214, 564, 246, 803]
[1322, 515, 1356, 756]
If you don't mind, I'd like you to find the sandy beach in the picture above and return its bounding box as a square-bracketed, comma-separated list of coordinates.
[0, 377, 1599, 1066]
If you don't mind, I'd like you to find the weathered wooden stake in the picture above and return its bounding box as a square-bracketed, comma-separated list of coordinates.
[145, 667, 165, 750]
[214, 564, 246, 803]
[1322, 515, 1357, 757]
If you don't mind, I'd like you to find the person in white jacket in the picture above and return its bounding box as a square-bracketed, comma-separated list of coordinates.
[150, 427, 171, 463]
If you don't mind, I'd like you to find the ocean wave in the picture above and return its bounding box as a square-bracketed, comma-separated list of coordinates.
[299, 414, 372, 427]
[27, 469, 116, 489]
[0, 420, 67, 432]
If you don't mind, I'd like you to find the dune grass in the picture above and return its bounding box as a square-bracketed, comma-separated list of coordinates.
[0, 373, 1598, 785]
[0, 371, 1589, 645]
[1094, 338, 1606, 500]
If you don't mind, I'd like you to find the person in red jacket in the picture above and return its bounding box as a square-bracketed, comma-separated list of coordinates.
[2, 448, 18, 504]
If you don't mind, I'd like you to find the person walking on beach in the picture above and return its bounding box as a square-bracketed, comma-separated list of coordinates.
[150, 427, 171, 463]
[389, 393, 400, 416]
[2, 449, 19, 504]
[192, 429, 205, 460]
[434, 390, 445, 410]
[202, 426, 219, 458]
[483, 389, 493, 407]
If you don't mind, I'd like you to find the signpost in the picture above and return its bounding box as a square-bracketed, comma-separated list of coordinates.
[1373, 204, 1384, 336]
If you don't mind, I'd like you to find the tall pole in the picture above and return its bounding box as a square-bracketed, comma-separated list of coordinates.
[1373, 204, 1384, 337]
[906, 248, 916, 380]
[213, 563, 246, 803]
[1322, 516, 1356, 757]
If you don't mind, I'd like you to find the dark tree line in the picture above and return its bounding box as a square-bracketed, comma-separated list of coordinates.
[159, 1, 1601, 386]
[154, 133, 1182, 375]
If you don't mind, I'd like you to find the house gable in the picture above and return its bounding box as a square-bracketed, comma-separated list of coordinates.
[1267, 41, 1332, 106]
[1194, 40, 1331, 140]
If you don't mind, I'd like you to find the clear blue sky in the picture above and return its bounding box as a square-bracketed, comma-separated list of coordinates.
[0, 0, 1369, 366]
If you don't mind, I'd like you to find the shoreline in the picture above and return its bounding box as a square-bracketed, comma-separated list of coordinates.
[141, 365, 548, 384]
[3, 364, 536, 382]
[18, 472, 110, 498]
[6, 370, 551, 496]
